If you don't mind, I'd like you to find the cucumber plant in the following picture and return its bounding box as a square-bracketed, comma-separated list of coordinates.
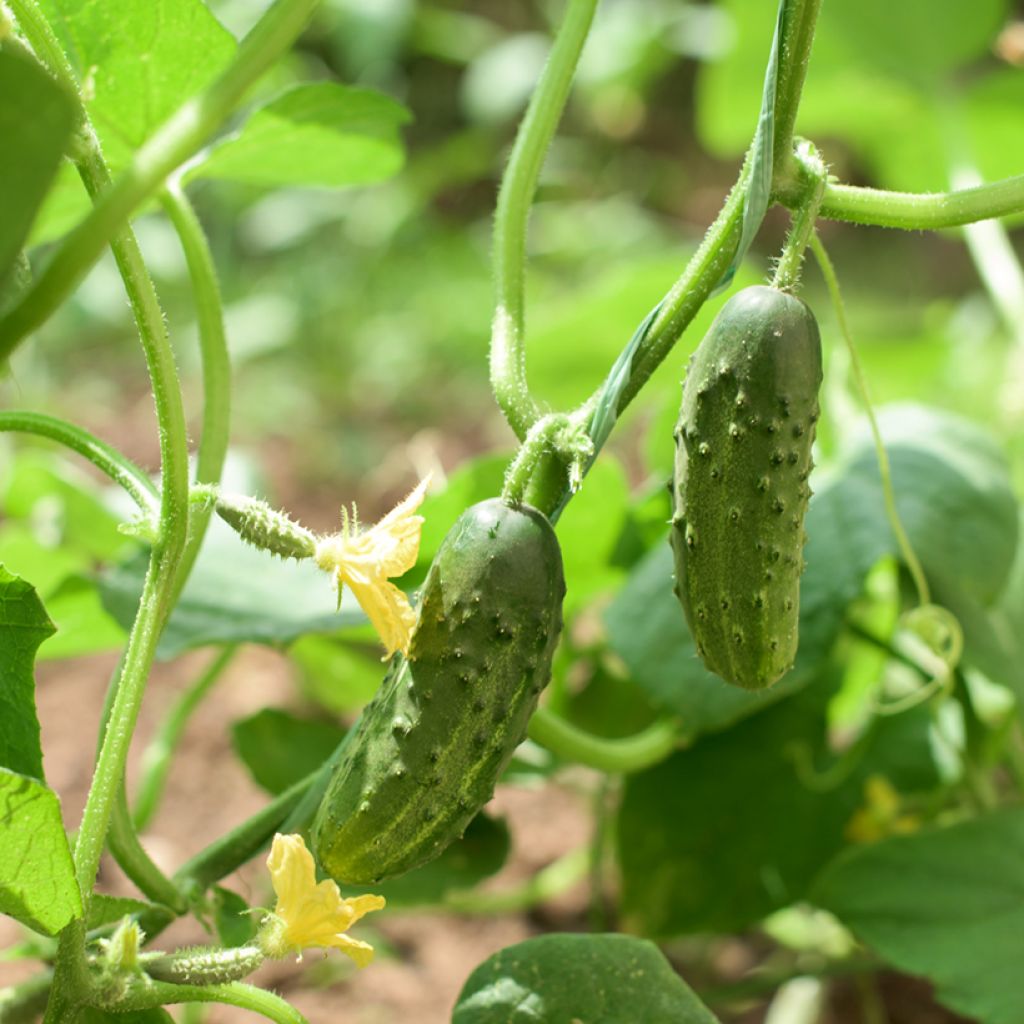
[1, 1, 1023, 1022]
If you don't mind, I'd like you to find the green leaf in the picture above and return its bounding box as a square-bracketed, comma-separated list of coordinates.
[189, 83, 409, 188]
[452, 933, 720, 1023]
[82, 1010, 175, 1024]
[212, 885, 256, 948]
[0, 49, 76, 284]
[38, 0, 236, 165]
[99, 519, 366, 659]
[0, 567, 56, 780]
[555, 458, 630, 611]
[839, 405, 1018, 605]
[814, 809, 1024, 1024]
[347, 812, 509, 910]
[618, 686, 939, 937]
[0, 767, 81, 936]
[231, 708, 346, 795]
[290, 635, 385, 714]
[821, 0, 1007, 84]
[37, 574, 127, 661]
[1, 451, 130, 564]
[86, 893, 173, 932]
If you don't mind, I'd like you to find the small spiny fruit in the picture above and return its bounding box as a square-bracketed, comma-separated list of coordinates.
[670, 285, 822, 690]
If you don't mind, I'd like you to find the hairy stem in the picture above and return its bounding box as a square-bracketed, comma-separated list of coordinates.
[772, 142, 825, 291]
[778, 173, 1024, 229]
[810, 232, 930, 607]
[173, 771, 317, 895]
[490, 0, 598, 440]
[527, 708, 680, 774]
[771, 0, 822, 181]
[0, 0, 321, 357]
[160, 182, 232, 596]
[102, 979, 308, 1024]
[0, 411, 158, 514]
[610, 170, 747, 415]
[107, 782, 187, 911]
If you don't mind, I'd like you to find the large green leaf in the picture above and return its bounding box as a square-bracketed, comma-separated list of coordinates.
[0, 768, 81, 936]
[0, 49, 76, 285]
[38, 0, 236, 165]
[452, 933, 720, 1023]
[821, 0, 1007, 85]
[99, 519, 366, 658]
[814, 809, 1024, 1024]
[618, 686, 938, 937]
[606, 405, 1017, 737]
[839, 405, 1017, 605]
[189, 83, 409, 188]
[231, 708, 346, 795]
[0, 567, 55, 780]
[697, 0, 1012, 192]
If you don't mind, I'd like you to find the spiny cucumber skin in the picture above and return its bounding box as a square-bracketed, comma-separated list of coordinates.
[671, 286, 822, 690]
[312, 499, 565, 885]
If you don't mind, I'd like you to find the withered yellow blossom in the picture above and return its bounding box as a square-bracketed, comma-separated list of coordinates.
[260, 833, 384, 966]
[315, 476, 430, 657]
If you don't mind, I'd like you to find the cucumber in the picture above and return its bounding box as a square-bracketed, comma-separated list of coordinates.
[670, 285, 822, 690]
[312, 498, 565, 884]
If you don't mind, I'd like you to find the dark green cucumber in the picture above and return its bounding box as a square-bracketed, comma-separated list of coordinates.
[312, 498, 565, 885]
[670, 285, 822, 690]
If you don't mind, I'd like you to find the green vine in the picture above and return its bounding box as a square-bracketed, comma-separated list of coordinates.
[0, 0, 322, 358]
[490, 0, 599, 441]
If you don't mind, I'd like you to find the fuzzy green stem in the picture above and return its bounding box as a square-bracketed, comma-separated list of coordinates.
[771, 0, 822, 181]
[490, 0, 598, 440]
[772, 143, 825, 291]
[609, 169, 747, 416]
[776, 173, 1024, 230]
[173, 770, 317, 895]
[809, 232, 931, 607]
[99, 978, 307, 1024]
[0, 0, 321, 357]
[161, 183, 232, 596]
[0, 410, 158, 514]
[134, 646, 238, 830]
[108, 782, 187, 912]
[527, 708, 680, 774]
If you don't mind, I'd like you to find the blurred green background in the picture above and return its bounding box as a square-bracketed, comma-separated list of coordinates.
[7, 0, 1024, 524]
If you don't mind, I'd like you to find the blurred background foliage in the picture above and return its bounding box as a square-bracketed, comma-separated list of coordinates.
[7, 0, 1024, 523]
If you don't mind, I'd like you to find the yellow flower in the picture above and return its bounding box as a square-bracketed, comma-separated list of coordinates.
[260, 834, 385, 967]
[314, 476, 430, 657]
[845, 774, 921, 844]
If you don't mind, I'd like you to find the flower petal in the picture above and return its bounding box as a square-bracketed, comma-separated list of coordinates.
[328, 933, 377, 969]
[345, 573, 418, 657]
[262, 834, 384, 966]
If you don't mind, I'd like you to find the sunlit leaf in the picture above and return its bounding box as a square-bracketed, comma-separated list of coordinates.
[189, 84, 409, 188]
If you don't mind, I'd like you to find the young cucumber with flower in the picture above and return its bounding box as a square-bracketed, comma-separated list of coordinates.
[215, 482, 566, 887]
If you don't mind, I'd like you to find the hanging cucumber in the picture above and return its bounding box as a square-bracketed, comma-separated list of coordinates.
[670, 285, 822, 690]
[312, 499, 565, 884]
